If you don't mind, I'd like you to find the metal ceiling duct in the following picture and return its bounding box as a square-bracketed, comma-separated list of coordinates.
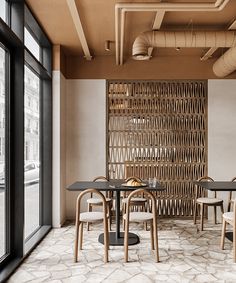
[213, 46, 236, 77]
[132, 30, 236, 77]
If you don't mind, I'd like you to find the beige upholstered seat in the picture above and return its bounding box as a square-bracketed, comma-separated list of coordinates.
[196, 197, 223, 204]
[80, 212, 104, 222]
[123, 211, 153, 222]
[221, 199, 236, 262]
[123, 188, 159, 263]
[86, 176, 113, 231]
[193, 176, 224, 231]
[87, 197, 111, 205]
[122, 197, 146, 203]
[122, 176, 148, 230]
[222, 212, 234, 222]
[74, 188, 109, 263]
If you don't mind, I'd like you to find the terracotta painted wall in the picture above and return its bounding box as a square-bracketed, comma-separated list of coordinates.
[66, 56, 236, 80]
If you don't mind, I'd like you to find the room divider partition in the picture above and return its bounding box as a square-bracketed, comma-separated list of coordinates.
[107, 80, 207, 217]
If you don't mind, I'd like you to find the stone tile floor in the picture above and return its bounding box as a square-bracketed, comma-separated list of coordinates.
[7, 219, 236, 283]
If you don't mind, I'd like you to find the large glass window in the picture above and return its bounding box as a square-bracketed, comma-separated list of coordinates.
[0, 3, 51, 280]
[24, 28, 40, 61]
[0, 1, 6, 22]
[24, 66, 40, 239]
[0, 45, 7, 258]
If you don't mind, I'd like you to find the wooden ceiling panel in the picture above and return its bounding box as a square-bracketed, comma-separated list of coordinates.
[26, 0, 83, 55]
[75, 0, 116, 56]
[26, 0, 236, 59]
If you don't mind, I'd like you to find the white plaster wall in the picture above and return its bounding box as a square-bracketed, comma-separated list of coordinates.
[60, 73, 67, 224]
[52, 71, 66, 227]
[65, 79, 106, 219]
[208, 79, 236, 212]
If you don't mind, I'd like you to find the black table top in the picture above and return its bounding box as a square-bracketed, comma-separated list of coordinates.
[67, 180, 165, 192]
[193, 181, 236, 191]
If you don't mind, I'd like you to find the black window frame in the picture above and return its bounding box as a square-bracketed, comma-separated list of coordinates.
[0, 1, 52, 281]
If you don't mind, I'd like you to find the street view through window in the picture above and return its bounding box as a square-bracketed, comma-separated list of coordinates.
[0, 46, 6, 258]
[24, 66, 40, 239]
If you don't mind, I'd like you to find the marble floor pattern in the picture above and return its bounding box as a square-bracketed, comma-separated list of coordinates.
[7, 219, 236, 283]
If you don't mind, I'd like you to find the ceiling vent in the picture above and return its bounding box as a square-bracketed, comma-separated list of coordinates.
[132, 30, 236, 77]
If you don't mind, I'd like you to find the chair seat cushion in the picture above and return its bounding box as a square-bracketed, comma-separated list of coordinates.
[87, 197, 112, 204]
[122, 197, 147, 203]
[196, 197, 223, 204]
[223, 212, 234, 222]
[80, 212, 104, 222]
[123, 212, 153, 222]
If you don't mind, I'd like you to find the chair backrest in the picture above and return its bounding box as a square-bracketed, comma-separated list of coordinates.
[93, 176, 108, 182]
[92, 176, 110, 198]
[228, 177, 236, 211]
[124, 176, 143, 197]
[76, 188, 107, 220]
[125, 176, 142, 183]
[126, 188, 157, 219]
[197, 176, 215, 198]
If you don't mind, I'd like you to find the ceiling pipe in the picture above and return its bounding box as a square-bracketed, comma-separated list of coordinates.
[213, 46, 236, 77]
[132, 31, 236, 60]
[115, 1, 230, 11]
[115, 0, 230, 65]
[132, 30, 236, 77]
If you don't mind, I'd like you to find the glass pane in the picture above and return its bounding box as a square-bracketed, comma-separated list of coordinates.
[24, 66, 40, 239]
[0, 1, 6, 22]
[24, 28, 40, 61]
[0, 46, 6, 258]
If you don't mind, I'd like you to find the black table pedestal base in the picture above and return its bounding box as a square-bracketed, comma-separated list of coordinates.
[98, 232, 140, 246]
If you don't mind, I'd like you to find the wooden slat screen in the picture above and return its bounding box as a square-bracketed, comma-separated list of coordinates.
[107, 80, 207, 217]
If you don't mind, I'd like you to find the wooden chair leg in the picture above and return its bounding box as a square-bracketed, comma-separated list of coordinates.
[214, 206, 217, 224]
[193, 201, 197, 224]
[107, 222, 110, 251]
[220, 203, 224, 215]
[124, 216, 129, 262]
[104, 217, 109, 263]
[142, 204, 148, 230]
[234, 224, 236, 263]
[200, 203, 204, 231]
[109, 202, 112, 230]
[107, 203, 112, 231]
[150, 221, 154, 250]
[122, 203, 126, 231]
[79, 222, 83, 250]
[87, 203, 92, 231]
[153, 217, 159, 263]
[74, 220, 80, 262]
[221, 218, 226, 250]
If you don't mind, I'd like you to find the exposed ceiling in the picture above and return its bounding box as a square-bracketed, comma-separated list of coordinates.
[26, 0, 236, 65]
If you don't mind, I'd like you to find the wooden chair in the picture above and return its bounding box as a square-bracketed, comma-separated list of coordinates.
[74, 188, 109, 263]
[122, 176, 148, 230]
[123, 188, 159, 262]
[193, 176, 224, 231]
[221, 199, 236, 262]
[86, 176, 113, 231]
[227, 177, 236, 212]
